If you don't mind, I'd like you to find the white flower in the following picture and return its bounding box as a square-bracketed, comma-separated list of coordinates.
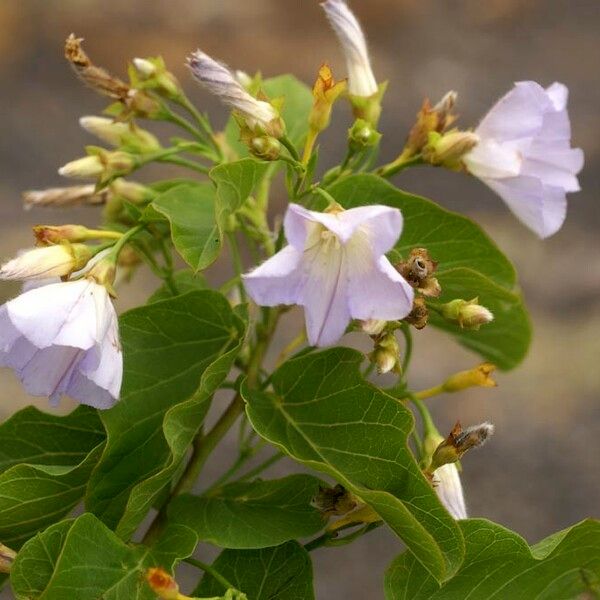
[243, 203, 414, 347]
[0, 245, 91, 280]
[187, 50, 278, 131]
[321, 0, 378, 97]
[464, 81, 584, 238]
[0, 279, 122, 409]
[79, 116, 131, 147]
[433, 463, 467, 520]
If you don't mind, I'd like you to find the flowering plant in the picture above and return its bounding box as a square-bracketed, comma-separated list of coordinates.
[0, 2, 596, 599]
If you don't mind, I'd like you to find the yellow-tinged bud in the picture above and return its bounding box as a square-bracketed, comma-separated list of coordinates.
[369, 332, 401, 375]
[110, 178, 155, 203]
[326, 504, 381, 534]
[440, 297, 494, 330]
[79, 116, 161, 153]
[0, 543, 16, 574]
[34, 224, 90, 245]
[423, 130, 479, 168]
[59, 150, 136, 182]
[348, 118, 381, 152]
[58, 155, 104, 179]
[309, 64, 347, 134]
[311, 484, 358, 517]
[0, 244, 93, 280]
[146, 568, 179, 600]
[132, 56, 182, 99]
[249, 136, 281, 161]
[87, 256, 117, 296]
[430, 421, 495, 471]
[360, 319, 387, 336]
[442, 362, 497, 392]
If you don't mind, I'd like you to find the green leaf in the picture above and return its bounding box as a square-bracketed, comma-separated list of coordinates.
[153, 160, 268, 272]
[152, 182, 219, 271]
[225, 74, 313, 154]
[168, 474, 325, 549]
[325, 174, 531, 369]
[243, 348, 464, 584]
[384, 518, 600, 599]
[86, 291, 246, 538]
[0, 406, 104, 548]
[195, 541, 315, 600]
[148, 269, 208, 302]
[430, 268, 532, 370]
[10, 514, 197, 600]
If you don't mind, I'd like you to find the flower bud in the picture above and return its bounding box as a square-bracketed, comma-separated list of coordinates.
[311, 484, 358, 517]
[80, 116, 160, 153]
[423, 130, 480, 168]
[442, 362, 497, 392]
[59, 150, 136, 182]
[132, 56, 182, 99]
[404, 296, 429, 330]
[348, 118, 381, 151]
[146, 568, 179, 600]
[58, 155, 104, 179]
[22, 184, 108, 209]
[326, 503, 381, 534]
[430, 421, 494, 471]
[360, 318, 386, 336]
[0, 543, 16, 574]
[369, 331, 401, 375]
[87, 256, 117, 296]
[0, 244, 93, 280]
[249, 135, 281, 161]
[33, 224, 91, 245]
[110, 178, 155, 203]
[440, 297, 494, 330]
[124, 89, 165, 119]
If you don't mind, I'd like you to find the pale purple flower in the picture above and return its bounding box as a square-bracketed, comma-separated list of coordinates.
[433, 463, 467, 520]
[0, 279, 122, 409]
[321, 0, 378, 97]
[187, 50, 277, 131]
[243, 204, 414, 347]
[464, 81, 584, 238]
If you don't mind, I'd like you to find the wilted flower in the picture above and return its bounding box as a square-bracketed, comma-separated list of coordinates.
[404, 296, 429, 330]
[430, 421, 494, 471]
[187, 50, 282, 137]
[0, 268, 122, 409]
[440, 297, 494, 330]
[146, 568, 179, 600]
[432, 463, 467, 520]
[463, 81, 584, 238]
[309, 64, 347, 134]
[0, 245, 93, 280]
[396, 247, 441, 298]
[243, 203, 414, 347]
[311, 484, 358, 517]
[321, 0, 377, 98]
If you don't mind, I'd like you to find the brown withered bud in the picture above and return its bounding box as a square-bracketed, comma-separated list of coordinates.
[430, 421, 494, 471]
[404, 296, 429, 330]
[396, 248, 441, 298]
[0, 542, 16, 574]
[146, 568, 179, 600]
[65, 34, 130, 100]
[23, 185, 109, 209]
[311, 484, 358, 517]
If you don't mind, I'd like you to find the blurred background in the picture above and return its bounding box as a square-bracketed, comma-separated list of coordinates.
[0, 1, 599, 598]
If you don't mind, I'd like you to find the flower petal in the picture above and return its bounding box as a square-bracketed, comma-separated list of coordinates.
[243, 246, 304, 307]
[434, 464, 467, 520]
[347, 257, 413, 321]
[484, 176, 567, 238]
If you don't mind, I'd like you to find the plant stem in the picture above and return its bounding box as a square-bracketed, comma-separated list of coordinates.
[311, 185, 338, 207]
[399, 322, 413, 375]
[109, 224, 145, 258]
[159, 155, 210, 174]
[236, 451, 284, 482]
[275, 330, 306, 367]
[280, 135, 300, 162]
[185, 557, 236, 592]
[226, 232, 247, 304]
[376, 150, 423, 178]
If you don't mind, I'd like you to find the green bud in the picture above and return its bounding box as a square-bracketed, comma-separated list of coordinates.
[348, 118, 381, 151]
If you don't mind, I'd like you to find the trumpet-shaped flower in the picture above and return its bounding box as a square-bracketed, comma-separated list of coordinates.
[187, 50, 279, 134]
[463, 81, 584, 238]
[0, 279, 122, 409]
[243, 204, 414, 347]
[433, 463, 467, 520]
[321, 0, 377, 98]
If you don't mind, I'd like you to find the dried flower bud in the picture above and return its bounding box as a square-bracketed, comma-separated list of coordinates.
[369, 331, 401, 375]
[311, 484, 358, 517]
[146, 568, 179, 600]
[404, 296, 429, 329]
[432, 91, 458, 129]
[430, 421, 494, 471]
[423, 130, 480, 168]
[309, 64, 347, 134]
[0, 244, 93, 280]
[64, 34, 130, 100]
[79, 116, 160, 152]
[22, 184, 108, 209]
[396, 248, 441, 297]
[0, 543, 16, 574]
[442, 362, 497, 392]
[440, 297, 494, 330]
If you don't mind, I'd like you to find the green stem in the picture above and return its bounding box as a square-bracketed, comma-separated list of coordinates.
[227, 232, 247, 304]
[164, 110, 206, 143]
[159, 156, 210, 174]
[109, 224, 145, 258]
[185, 557, 236, 592]
[377, 153, 423, 178]
[280, 135, 300, 161]
[311, 185, 339, 207]
[174, 95, 224, 161]
[236, 451, 284, 482]
[399, 322, 413, 375]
